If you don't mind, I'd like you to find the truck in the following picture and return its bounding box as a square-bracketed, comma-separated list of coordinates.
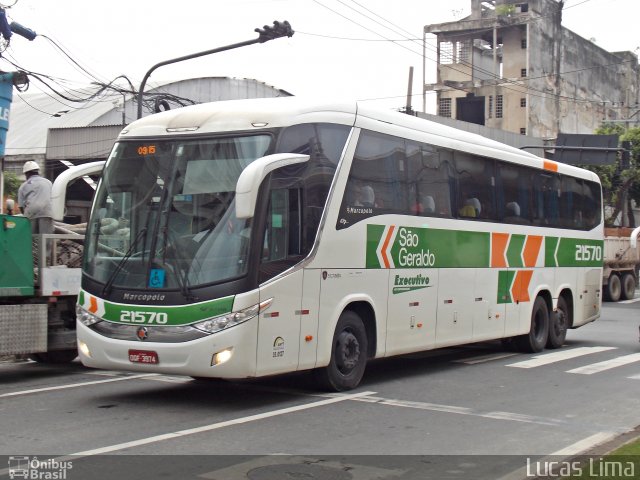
[0, 162, 104, 363]
[602, 226, 640, 302]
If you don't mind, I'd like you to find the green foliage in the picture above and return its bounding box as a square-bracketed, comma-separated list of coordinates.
[2, 171, 21, 199]
[583, 124, 640, 226]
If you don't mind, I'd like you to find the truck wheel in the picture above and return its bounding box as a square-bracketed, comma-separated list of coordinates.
[547, 296, 569, 349]
[315, 310, 368, 391]
[621, 273, 636, 301]
[515, 296, 549, 353]
[606, 274, 621, 302]
[30, 350, 78, 364]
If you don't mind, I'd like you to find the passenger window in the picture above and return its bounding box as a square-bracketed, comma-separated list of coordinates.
[338, 131, 405, 229]
[455, 153, 495, 220]
[406, 142, 453, 217]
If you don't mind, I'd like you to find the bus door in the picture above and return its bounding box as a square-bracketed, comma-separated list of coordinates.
[255, 188, 304, 376]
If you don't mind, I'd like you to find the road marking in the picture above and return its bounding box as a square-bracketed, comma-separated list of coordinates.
[346, 395, 570, 427]
[72, 390, 374, 456]
[506, 346, 616, 368]
[566, 353, 640, 374]
[618, 297, 640, 304]
[454, 352, 518, 365]
[628, 373, 640, 380]
[550, 431, 620, 456]
[0, 390, 376, 477]
[496, 431, 622, 480]
[0, 373, 159, 398]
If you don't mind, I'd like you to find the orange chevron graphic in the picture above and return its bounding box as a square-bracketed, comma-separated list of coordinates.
[511, 270, 533, 303]
[491, 232, 509, 268]
[88, 295, 98, 314]
[522, 235, 543, 267]
[381, 225, 396, 268]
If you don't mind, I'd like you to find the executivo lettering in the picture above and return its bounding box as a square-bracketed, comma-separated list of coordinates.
[393, 273, 431, 294]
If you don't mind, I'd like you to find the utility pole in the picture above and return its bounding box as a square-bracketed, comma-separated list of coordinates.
[136, 20, 294, 119]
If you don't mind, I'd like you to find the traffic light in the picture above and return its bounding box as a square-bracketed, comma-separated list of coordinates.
[621, 140, 631, 169]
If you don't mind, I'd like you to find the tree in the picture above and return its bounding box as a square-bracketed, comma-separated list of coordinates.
[584, 124, 640, 227]
[2, 171, 21, 200]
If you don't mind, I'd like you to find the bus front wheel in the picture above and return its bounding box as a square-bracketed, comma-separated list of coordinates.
[515, 296, 549, 353]
[315, 310, 368, 391]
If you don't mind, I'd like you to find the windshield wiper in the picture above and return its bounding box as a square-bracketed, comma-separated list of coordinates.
[101, 227, 148, 297]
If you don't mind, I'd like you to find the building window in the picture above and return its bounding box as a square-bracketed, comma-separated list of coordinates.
[521, 68, 527, 77]
[495, 95, 503, 118]
[520, 98, 526, 107]
[488, 96, 493, 118]
[439, 39, 471, 65]
[520, 128, 526, 135]
[521, 38, 527, 49]
[439, 98, 452, 118]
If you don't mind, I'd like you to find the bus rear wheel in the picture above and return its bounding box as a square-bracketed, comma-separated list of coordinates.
[621, 273, 636, 300]
[315, 310, 368, 391]
[515, 296, 549, 353]
[547, 296, 569, 349]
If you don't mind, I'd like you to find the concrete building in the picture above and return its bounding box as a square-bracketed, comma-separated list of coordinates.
[3, 77, 291, 220]
[424, 0, 640, 139]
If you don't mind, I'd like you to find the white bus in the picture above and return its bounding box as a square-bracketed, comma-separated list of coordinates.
[77, 97, 603, 390]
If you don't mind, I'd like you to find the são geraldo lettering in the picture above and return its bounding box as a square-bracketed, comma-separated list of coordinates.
[397, 227, 436, 267]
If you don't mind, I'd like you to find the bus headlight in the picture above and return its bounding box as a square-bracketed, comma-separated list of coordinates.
[193, 298, 272, 334]
[76, 305, 102, 326]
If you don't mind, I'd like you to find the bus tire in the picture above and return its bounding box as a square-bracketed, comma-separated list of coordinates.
[315, 310, 368, 391]
[29, 349, 78, 364]
[621, 273, 636, 301]
[515, 296, 549, 353]
[606, 274, 621, 302]
[547, 296, 569, 349]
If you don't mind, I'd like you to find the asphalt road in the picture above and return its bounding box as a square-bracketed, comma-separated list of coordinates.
[1, 300, 638, 480]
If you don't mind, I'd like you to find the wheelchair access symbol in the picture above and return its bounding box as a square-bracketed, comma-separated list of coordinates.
[149, 269, 166, 288]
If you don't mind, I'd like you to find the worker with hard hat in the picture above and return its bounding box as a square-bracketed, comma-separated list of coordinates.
[17, 160, 54, 234]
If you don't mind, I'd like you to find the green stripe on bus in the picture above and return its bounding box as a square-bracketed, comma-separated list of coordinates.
[367, 224, 489, 269]
[101, 296, 235, 326]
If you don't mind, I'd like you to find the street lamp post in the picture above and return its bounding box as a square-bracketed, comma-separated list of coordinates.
[136, 20, 294, 119]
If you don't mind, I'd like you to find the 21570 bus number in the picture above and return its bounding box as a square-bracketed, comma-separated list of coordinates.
[120, 311, 168, 324]
[575, 244, 602, 262]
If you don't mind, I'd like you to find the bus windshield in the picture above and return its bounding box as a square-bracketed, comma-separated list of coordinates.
[83, 135, 272, 290]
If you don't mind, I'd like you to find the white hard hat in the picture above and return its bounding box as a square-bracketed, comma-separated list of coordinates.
[23, 160, 40, 173]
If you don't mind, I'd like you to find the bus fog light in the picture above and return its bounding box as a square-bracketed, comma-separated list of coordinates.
[79, 340, 92, 358]
[212, 348, 233, 366]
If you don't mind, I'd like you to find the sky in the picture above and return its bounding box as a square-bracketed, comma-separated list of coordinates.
[1, 0, 639, 114]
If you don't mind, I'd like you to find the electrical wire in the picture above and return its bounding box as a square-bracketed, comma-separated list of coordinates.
[313, 0, 633, 108]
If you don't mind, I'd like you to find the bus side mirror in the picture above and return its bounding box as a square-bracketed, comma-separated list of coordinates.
[51, 160, 105, 221]
[235, 153, 309, 219]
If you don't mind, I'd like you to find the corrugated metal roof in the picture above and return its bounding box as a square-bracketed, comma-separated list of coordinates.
[5, 77, 291, 157]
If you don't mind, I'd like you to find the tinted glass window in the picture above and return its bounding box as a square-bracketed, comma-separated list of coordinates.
[455, 153, 495, 220]
[405, 141, 454, 217]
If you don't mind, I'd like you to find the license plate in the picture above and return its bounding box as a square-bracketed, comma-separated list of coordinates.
[128, 349, 159, 364]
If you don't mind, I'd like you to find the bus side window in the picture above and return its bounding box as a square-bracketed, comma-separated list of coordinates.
[259, 188, 303, 283]
[454, 153, 495, 220]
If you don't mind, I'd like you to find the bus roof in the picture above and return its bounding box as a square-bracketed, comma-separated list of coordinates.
[120, 96, 600, 183]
